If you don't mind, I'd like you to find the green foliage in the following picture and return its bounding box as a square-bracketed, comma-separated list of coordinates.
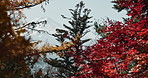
[43, 1, 93, 77]
[94, 22, 109, 38]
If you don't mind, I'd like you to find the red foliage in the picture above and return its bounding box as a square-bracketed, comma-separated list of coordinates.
[72, 0, 148, 78]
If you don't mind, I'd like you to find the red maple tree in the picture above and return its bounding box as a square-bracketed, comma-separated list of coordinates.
[72, 0, 148, 77]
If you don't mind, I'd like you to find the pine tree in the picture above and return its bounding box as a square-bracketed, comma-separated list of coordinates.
[42, 1, 92, 77]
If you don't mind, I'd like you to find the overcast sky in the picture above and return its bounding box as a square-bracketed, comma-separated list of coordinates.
[23, 0, 128, 45]
[24, 0, 128, 22]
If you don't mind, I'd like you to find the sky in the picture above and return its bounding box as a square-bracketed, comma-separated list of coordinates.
[23, 0, 128, 45]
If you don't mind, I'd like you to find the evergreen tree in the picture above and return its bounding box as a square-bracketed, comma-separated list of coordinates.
[42, 1, 92, 77]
